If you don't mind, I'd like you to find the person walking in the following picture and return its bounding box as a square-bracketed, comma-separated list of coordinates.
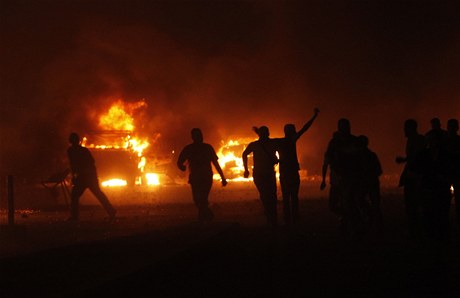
[396, 119, 426, 238]
[67, 132, 116, 222]
[243, 126, 279, 227]
[321, 119, 362, 236]
[412, 129, 454, 241]
[276, 108, 319, 225]
[177, 128, 227, 223]
[356, 135, 383, 233]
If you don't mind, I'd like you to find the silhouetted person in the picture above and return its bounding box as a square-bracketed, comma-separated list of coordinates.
[446, 118, 460, 228]
[425, 117, 447, 140]
[276, 108, 319, 225]
[321, 131, 342, 217]
[322, 119, 362, 236]
[320, 131, 343, 218]
[243, 126, 279, 227]
[412, 129, 454, 242]
[396, 119, 426, 238]
[357, 135, 383, 233]
[67, 132, 116, 221]
[177, 128, 227, 223]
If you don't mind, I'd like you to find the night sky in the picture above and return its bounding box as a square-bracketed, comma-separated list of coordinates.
[1, 0, 460, 177]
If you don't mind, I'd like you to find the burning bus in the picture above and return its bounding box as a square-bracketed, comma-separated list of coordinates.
[80, 99, 163, 187]
[82, 131, 143, 187]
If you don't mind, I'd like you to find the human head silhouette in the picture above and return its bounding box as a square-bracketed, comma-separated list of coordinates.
[430, 117, 441, 130]
[257, 126, 269, 140]
[191, 128, 203, 143]
[337, 118, 351, 135]
[404, 119, 418, 137]
[69, 132, 81, 146]
[447, 119, 459, 134]
[284, 124, 296, 139]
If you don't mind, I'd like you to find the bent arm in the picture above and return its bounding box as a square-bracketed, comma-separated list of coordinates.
[177, 150, 187, 171]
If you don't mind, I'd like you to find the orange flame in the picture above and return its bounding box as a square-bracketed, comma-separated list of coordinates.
[84, 99, 158, 187]
[214, 138, 256, 182]
[98, 99, 147, 131]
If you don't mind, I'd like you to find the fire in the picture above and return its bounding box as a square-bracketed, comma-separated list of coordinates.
[127, 136, 149, 157]
[145, 173, 160, 185]
[99, 99, 146, 131]
[214, 138, 256, 182]
[83, 99, 161, 187]
[102, 179, 128, 187]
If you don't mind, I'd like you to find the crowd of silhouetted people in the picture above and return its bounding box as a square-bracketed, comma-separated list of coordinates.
[396, 117, 460, 242]
[319, 116, 459, 242]
[240, 114, 459, 243]
[320, 118, 383, 239]
[65, 113, 459, 243]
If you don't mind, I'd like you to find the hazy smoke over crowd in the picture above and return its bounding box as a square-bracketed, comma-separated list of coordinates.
[1, 0, 459, 178]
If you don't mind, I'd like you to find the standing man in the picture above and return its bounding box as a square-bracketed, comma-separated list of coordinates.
[177, 128, 227, 223]
[411, 129, 453, 241]
[321, 119, 362, 236]
[67, 132, 116, 221]
[320, 132, 342, 217]
[357, 135, 383, 232]
[395, 119, 426, 238]
[276, 108, 319, 225]
[242, 126, 279, 227]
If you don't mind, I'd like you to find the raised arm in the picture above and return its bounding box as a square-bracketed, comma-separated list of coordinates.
[297, 107, 320, 139]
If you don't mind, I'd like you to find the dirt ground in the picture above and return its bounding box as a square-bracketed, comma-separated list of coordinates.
[1, 182, 459, 297]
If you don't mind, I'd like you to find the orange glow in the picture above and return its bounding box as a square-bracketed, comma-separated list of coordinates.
[215, 138, 255, 182]
[102, 179, 128, 187]
[83, 99, 155, 187]
[145, 173, 160, 185]
[98, 99, 147, 131]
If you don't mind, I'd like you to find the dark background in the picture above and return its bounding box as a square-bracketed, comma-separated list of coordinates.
[1, 0, 460, 178]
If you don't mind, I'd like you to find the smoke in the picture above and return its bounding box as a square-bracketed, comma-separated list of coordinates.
[1, 0, 459, 178]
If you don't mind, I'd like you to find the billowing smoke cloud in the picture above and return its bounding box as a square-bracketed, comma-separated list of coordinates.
[1, 0, 459, 179]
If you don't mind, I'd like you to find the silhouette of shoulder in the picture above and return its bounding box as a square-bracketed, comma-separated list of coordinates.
[67, 145, 95, 172]
[244, 139, 278, 170]
[178, 142, 218, 171]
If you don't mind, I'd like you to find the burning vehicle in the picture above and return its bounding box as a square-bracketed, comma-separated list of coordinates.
[80, 99, 163, 187]
[214, 138, 256, 182]
[83, 131, 142, 187]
